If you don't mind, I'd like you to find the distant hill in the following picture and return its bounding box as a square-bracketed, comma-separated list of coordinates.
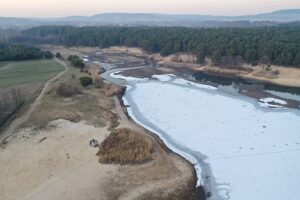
[1, 9, 300, 28]
[232, 9, 300, 22]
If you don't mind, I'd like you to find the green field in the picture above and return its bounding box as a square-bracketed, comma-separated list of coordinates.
[0, 60, 64, 88]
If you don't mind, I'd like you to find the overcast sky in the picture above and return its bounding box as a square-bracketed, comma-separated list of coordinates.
[1, 0, 300, 17]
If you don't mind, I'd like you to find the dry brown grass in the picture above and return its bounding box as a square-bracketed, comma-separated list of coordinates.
[252, 65, 280, 79]
[100, 109, 119, 130]
[98, 98, 113, 110]
[97, 128, 153, 164]
[104, 83, 125, 97]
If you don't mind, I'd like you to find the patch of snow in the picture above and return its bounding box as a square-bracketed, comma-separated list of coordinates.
[83, 58, 89, 62]
[152, 73, 217, 89]
[172, 78, 217, 90]
[124, 81, 300, 200]
[258, 102, 285, 109]
[260, 97, 287, 105]
[110, 71, 148, 82]
[258, 97, 287, 109]
[152, 74, 176, 82]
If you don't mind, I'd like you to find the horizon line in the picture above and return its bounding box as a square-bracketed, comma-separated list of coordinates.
[1, 8, 299, 19]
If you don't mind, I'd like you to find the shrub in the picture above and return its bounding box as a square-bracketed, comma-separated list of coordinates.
[94, 77, 104, 88]
[55, 52, 62, 59]
[272, 70, 280, 76]
[79, 77, 93, 87]
[67, 55, 79, 61]
[71, 58, 84, 68]
[56, 83, 81, 97]
[43, 51, 54, 59]
[67, 55, 85, 68]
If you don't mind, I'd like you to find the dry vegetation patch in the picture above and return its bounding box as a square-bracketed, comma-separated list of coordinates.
[252, 65, 280, 79]
[97, 128, 153, 164]
[56, 82, 82, 97]
[104, 83, 125, 97]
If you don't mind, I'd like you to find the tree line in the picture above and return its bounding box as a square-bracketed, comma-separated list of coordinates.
[0, 44, 53, 62]
[17, 25, 300, 66]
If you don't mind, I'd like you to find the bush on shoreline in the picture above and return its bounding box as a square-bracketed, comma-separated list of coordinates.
[79, 77, 93, 87]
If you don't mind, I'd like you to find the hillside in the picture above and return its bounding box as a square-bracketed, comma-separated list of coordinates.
[0, 9, 300, 28]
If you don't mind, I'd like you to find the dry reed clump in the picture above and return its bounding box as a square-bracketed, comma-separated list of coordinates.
[97, 128, 153, 164]
[103, 83, 125, 97]
[101, 110, 120, 130]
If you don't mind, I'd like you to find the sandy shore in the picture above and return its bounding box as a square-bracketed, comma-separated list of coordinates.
[0, 120, 113, 200]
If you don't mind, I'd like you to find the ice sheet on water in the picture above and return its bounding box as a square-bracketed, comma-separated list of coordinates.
[152, 74, 176, 81]
[123, 81, 300, 200]
[172, 78, 217, 90]
[110, 71, 149, 82]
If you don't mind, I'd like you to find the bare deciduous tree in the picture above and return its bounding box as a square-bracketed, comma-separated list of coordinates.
[9, 88, 22, 110]
[94, 77, 104, 88]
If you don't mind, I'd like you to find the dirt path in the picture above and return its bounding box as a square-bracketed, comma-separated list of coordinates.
[0, 58, 67, 142]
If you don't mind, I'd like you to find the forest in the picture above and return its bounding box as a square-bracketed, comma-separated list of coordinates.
[0, 44, 53, 62]
[16, 26, 300, 66]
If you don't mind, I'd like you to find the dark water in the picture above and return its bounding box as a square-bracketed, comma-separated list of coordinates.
[193, 71, 300, 96]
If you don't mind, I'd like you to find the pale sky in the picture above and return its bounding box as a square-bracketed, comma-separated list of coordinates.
[1, 0, 300, 17]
